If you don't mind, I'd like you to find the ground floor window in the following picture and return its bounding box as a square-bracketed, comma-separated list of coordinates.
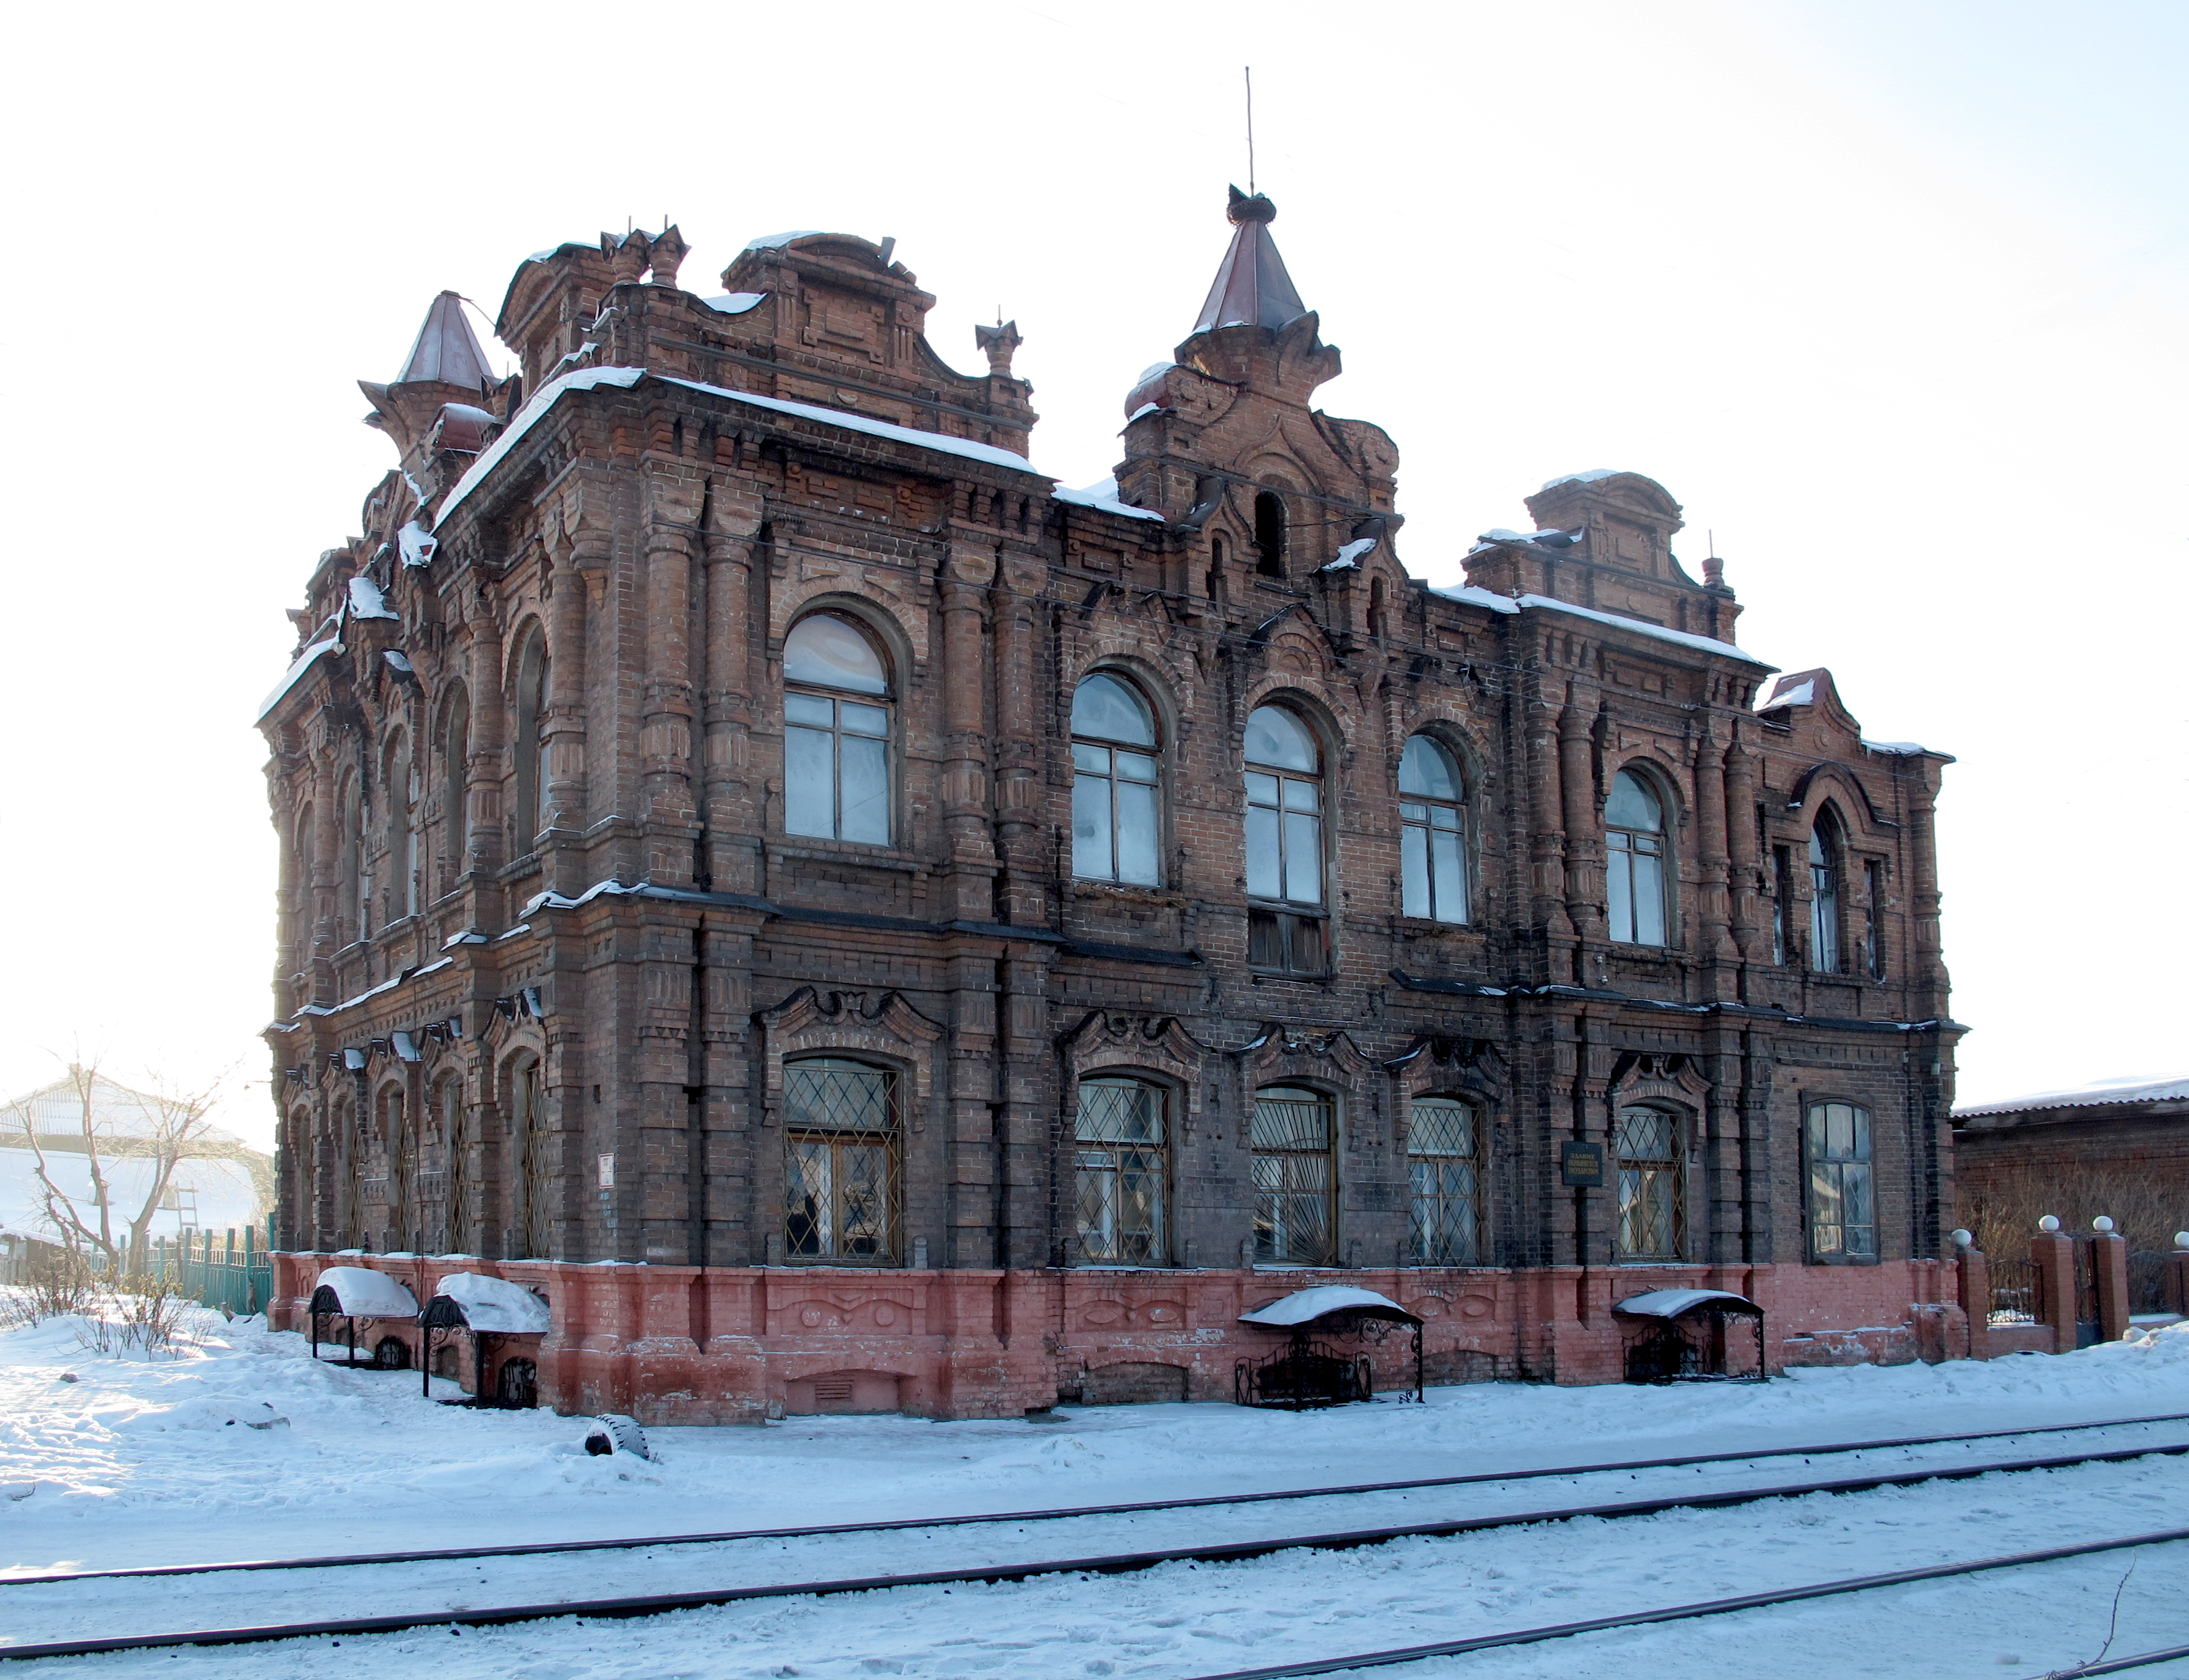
[1252, 1086, 1335, 1264]
[1408, 1097, 1480, 1264]
[1805, 1101, 1876, 1259]
[1615, 1105, 1683, 1261]
[1073, 1078, 1167, 1264]
[784, 1057, 899, 1263]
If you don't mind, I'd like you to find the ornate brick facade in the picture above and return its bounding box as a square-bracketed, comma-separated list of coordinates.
[259, 196, 1968, 1419]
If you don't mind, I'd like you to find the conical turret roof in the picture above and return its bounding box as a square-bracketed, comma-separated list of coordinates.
[394, 291, 494, 389]
[1191, 186, 1308, 335]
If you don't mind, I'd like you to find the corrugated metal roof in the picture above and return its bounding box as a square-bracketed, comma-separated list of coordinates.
[1953, 1073, 2189, 1120]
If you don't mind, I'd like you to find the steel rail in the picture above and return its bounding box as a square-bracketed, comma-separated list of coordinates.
[2, 1442, 2185, 1662]
[2032, 1641, 2189, 1678]
[1175, 1529, 2189, 1679]
[8, 1408, 2186, 1589]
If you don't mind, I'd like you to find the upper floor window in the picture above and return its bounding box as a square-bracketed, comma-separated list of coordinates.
[1071, 672, 1160, 885]
[1613, 1105, 1683, 1261]
[783, 1057, 900, 1264]
[1863, 860, 1886, 979]
[510, 1056, 548, 1259]
[1244, 705, 1326, 974]
[784, 613, 892, 846]
[1254, 491, 1285, 577]
[1805, 1101, 1875, 1261]
[1252, 1085, 1335, 1265]
[513, 632, 550, 846]
[1072, 1078, 1167, 1265]
[1399, 735, 1469, 924]
[441, 684, 469, 881]
[384, 734, 418, 920]
[1605, 769, 1668, 946]
[1408, 1097, 1480, 1264]
[1809, 825, 1841, 973]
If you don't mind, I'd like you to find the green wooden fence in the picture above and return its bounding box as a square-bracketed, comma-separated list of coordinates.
[150, 1219, 275, 1316]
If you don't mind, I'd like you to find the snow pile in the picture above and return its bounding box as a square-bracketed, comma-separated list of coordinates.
[432, 1272, 551, 1333]
[310, 1266, 418, 1319]
[345, 576, 399, 621]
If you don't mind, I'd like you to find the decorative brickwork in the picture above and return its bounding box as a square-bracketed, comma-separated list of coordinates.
[259, 201, 1967, 1419]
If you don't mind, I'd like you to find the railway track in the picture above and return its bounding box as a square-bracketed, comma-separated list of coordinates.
[2, 1415, 2186, 1663]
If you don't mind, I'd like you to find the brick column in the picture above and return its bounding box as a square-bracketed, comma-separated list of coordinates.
[2168, 1240, 2189, 1316]
[2091, 1230, 2131, 1343]
[2029, 1229, 2075, 1354]
[1953, 1238, 1991, 1359]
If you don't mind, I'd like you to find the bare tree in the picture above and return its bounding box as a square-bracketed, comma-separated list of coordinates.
[4, 1053, 240, 1277]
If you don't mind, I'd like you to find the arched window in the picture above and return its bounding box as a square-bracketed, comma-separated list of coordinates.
[1614, 1105, 1683, 1261]
[1809, 822, 1841, 973]
[381, 1086, 412, 1252]
[1805, 1101, 1875, 1261]
[1244, 705, 1326, 974]
[334, 1094, 360, 1248]
[440, 1077, 469, 1255]
[1407, 1097, 1480, 1264]
[1254, 491, 1285, 577]
[1605, 769, 1668, 946]
[783, 613, 892, 845]
[510, 1056, 548, 1259]
[384, 733, 417, 922]
[513, 632, 550, 846]
[783, 1057, 899, 1263]
[1071, 672, 1161, 885]
[1399, 736, 1469, 924]
[1251, 1085, 1335, 1264]
[339, 775, 367, 945]
[441, 685, 469, 885]
[287, 803, 314, 972]
[1073, 1078, 1167, 1264]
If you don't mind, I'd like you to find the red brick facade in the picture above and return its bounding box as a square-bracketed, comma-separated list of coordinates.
[259, 199, 1969, 1419]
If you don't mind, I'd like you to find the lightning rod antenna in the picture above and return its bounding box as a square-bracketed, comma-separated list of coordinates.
[1244, 66, 1255, 194]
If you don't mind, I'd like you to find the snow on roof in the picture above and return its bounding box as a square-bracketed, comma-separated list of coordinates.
[346, 576, 399, 622]
[1055, 476, 1165, 522]
[744, 230, 824, 251]
[435, 365, 648, 529]
[700, 292, 767, 316]
[432, 1270, 552, 1333]
[1954, 1073, 2189, 1121]
[1321, 537, 1378, 572]
[311, 1266, 418, 1319]
[256, 634, 341, 724]
[1238, 1285, 1419, 1327]
[662, 376, 1039, 475]
[384, 650, 415, 675]
[1429, 583, 1522, 616]
[1760, 678, 1814, 710]
[1426, 585, 1769, 664]
[1125, 402, 1163, 424]
[1539, 467, 1622, 491]
[1613, 1288, 1761, 1318]
[1862, 739, 1931, 756]
[397, 521, 437, 569]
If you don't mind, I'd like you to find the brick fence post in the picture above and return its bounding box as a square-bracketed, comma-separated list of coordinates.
[2029, 1226, 2076, 1355]
[2090, 1225, 2131, 1342]
[1953, 1233, 1991, 1360]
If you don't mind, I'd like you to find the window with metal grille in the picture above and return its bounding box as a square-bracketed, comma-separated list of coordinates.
[783, 614, 892, 845]
[512, 1057, 548, 1259]
[441, 1079, 469, 1254]
[1070, 673, 1161, 886]
[1252, 1086, 1335, 1265]
[1244, 706, 1327, 975]
[1407, 1097, 1480, 1264]
[1605, 770, 1668, 946]
[1614, 1105, 1683, 1262]
[783, 1058, 900, 1264]
[1805, 1102, 1875, 1261]
[1073, 1078, 1167, 1265]
[1399, 736, 1469, 924]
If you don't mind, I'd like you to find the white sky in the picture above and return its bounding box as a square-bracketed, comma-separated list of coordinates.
[1, 1, 2182, 1148]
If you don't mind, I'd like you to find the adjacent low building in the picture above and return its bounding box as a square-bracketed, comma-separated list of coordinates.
[259, 193, 1967, 1420]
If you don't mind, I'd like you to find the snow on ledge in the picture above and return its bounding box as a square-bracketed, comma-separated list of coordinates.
[700, 292, 767, 316]
[1539, 467, 1622, 491]
[1055, 476, 1165, 522]
[1862, 739, 1931, 756]
[432, 1271, 552, 1334]
[312, 1266, 419, 1318]
[347, 576, 399, 622]
[435, 365, 649, 529]
[398, 521, 438, 569]
[1322, 536, 1378, 572]
[744, 230, 824, 251]
[663, 376, 1039, 475]
[257, 634, 341, 723]
[1760, 678, 1814, 710]
[1516, 595, 1766, 664]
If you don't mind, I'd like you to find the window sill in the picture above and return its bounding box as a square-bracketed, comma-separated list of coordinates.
[772, 839, 925, 873]
[1805, 1252, 1881, 1267]
[1249, 969, 1334, 987]
[1072, 879, 1184, 906]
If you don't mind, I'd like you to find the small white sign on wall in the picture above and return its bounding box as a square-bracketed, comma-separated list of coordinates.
[597, 1154, 615, 1189]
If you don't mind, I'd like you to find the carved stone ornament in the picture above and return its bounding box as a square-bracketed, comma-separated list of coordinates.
[1606, 1050, 1712, 1115]
[755, 986, 944, 1123]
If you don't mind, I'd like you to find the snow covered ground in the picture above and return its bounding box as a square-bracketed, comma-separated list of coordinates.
[2, 1301, 2187, 1676]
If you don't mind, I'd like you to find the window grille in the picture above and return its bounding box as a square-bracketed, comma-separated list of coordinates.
[1805, 1102, 1875, 1259]
[1614, 1105, 1683, 1261]
[513, 1060, 548, 1259]
[783, 615, 892, 845]
[784, 1058, 900, 1264]
[1399, 736, 1469, 924]
[1252, 1086, 1335, 1265]
[1407, 1097, 1479, 1264]
[442, 1082, 470, 1254]
[1070, 674, 1161, 885]
[1073, 1078, 1167, 1264]
[1605, 771, 1668, 946]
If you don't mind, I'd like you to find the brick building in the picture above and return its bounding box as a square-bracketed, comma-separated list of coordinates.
[258, 192, 1968, 1420]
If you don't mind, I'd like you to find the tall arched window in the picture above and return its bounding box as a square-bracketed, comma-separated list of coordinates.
[1614, 1105, 1683, 1261]
[783, 613, 892, 845]
[1244, 705, 1326, 974]
[384, 733, 417, 922]
[1407, 1097, 1480, 1264]
[1251, 1085, 1335, 1264]
[381, 1086, 412, 1252]
[441, 1077, 469, 1255]
[1809, 822, 1842, 973]
[1253, 491, 1285, 577]
[339, 775, 367, 945]
[441, 685, 469, 886]
[1071, 672, 1161, 885]
[288, 804, 314, 972]
[334, 1095, 360, 1247]
[1605, 769, 1668, 946]
[513, 632, 550, 847]
[510, 1056, 548, 1259]
[783, 1057, 899, 1263]
[1399, 735, 1469, 924]
[1073, 1078, 1167, 1264]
